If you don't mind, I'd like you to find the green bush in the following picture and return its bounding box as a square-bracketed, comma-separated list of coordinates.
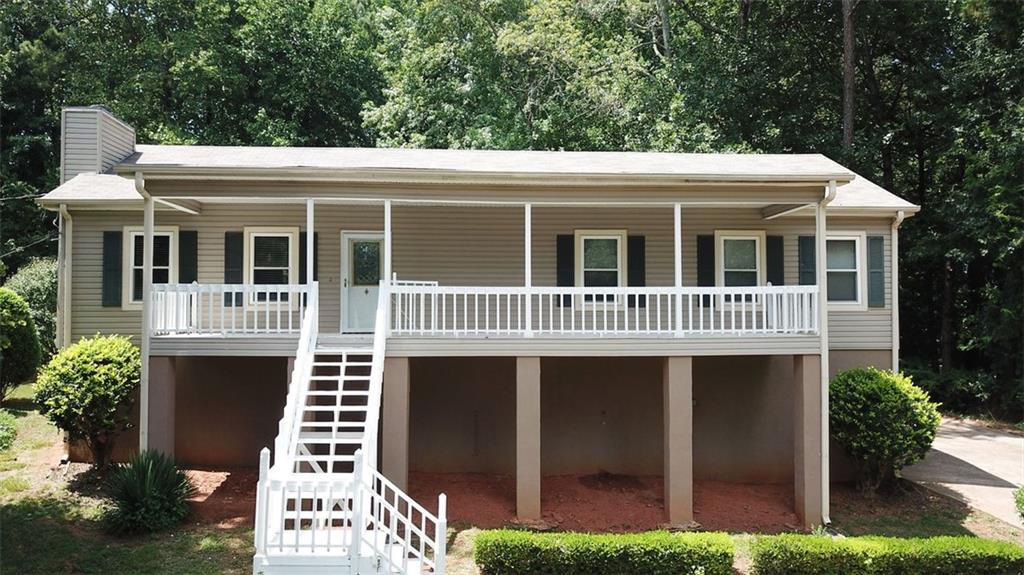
[0, 409, 17, 451]
[830, 367, 941, 493]
[1015, 487, 1024, 522]
[752, 533, 1024, 575]
[35, 335, 140, 467]
[474, 529, 734, 575]
[4, 258, 58, 359]
[0, 287, 41, 402]
[104, 450, 196, 534]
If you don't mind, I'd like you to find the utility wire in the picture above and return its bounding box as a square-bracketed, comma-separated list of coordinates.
[0, 233, 57, 259]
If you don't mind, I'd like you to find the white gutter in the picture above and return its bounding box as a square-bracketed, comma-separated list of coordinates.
[57, 204, 73, 348]
[134, 172, 154, 452]
[891, 210, 906, 372]
[820, 180, 837, 527]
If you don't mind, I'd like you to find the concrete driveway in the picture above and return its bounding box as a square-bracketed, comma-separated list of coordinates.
[903, 418, 1024, 528]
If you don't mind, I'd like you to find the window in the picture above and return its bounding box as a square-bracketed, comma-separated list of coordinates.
[715, 231, 765, 287]
[575, 230, 627, 303]
[245, 227, 298, 302]
[122, 227, 177, 309]
[827, 233, 866, 308]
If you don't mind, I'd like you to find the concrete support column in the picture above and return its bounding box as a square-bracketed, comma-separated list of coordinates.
[794, 354, 824, 528]
[663, 356, 693, 525]
[148, 356, 176, 456]
[382, 356, 410, 489]
[516, 356, 541, 521]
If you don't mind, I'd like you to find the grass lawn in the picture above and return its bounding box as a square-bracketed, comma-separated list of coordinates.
[1, 382, 1020, 574]
[0, 384, 252, 574]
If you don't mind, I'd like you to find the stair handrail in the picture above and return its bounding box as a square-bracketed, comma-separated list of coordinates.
[272, 282, 319, 471]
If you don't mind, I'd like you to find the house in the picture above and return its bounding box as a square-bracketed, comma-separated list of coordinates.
[39, 105, 918, 574]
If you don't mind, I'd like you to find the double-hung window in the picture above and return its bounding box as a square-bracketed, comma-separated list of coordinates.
[575, 230, 626, 303]
[245, 227, 298, 302]
[826, 233, 866, 308]
[715, 231, 765, 287]
[123, 227, 177, 309]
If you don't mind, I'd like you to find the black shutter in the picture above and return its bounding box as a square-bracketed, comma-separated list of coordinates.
[798, 236, 816, 285]
[298, 232, 319, 283]
[224, 231, 243, 306]
[868, 235, 885, 307]
[102, 231, 122, 307]
[766, 235, 785, 286]
[178, 231, 198, 284]
[556, 234, 574, 306]
[627, 235, 646, 307]
[696, 235, 714, 306]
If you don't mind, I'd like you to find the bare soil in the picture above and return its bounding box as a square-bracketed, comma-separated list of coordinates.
[185, 467, 259, 528]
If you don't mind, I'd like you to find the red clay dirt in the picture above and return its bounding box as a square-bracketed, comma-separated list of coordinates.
[409, 471, 799, 533]
[186, 467, 259, 529]
[181, 468, 799, 533]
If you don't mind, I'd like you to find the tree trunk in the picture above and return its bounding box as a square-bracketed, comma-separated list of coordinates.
[882, 141, 894, 191]
[939, 258, 954, 374]
[842, 0, 856, 154]
[89, 435, 113, 469]
[656, 0, 672, 60]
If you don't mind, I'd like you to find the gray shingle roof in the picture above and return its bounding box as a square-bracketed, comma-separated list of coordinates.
[120, 145, 855, 181]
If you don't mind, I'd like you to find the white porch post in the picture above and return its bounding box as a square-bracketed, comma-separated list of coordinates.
[305, 199, 314, 288]
[673, 202, 683, 336]
[384, 200, 392, 283]
[524, 204, 533, 337]
[891, 210, 905, 371]
[815, 182, 833, 523]
[139, 192, 154, 451]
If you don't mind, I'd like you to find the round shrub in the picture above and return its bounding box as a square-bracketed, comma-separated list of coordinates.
[0, 287, 41, 402]
[0, 409, 17, 451]
[105, 450, 196, 534]
[4, 258, 58, 359]
[35, 334, 140, 467]
[831, 367, 941, 493]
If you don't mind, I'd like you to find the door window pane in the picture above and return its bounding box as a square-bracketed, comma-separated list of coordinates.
[352, 241, 381, 286]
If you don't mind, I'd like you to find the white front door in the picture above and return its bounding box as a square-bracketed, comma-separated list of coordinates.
[341, 232, 384, 333]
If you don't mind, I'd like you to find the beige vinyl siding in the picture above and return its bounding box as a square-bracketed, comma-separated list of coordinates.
[61, 108, 136, 183]
[68, 205, 892, 351]
[61, 110, 100, 183]
[98, 113, 136, 173]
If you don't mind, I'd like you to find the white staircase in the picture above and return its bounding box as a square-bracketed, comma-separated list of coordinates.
[253, 283, 446, 575]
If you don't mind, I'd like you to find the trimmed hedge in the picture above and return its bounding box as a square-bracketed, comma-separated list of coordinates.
[474, 529, 734, 575]
[752, 534, 1024, 575]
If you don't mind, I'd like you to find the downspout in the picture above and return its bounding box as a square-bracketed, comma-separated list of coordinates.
[58, 204, 73, 349]
[134, 172, 153, 452]
[891, 210, 905, 372]
[820, 181, 837, 527]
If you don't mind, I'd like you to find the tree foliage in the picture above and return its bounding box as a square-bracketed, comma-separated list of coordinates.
[2, 0, 1021, 414]
[4, 257, 58, 358]
[0, 287, 41, 401]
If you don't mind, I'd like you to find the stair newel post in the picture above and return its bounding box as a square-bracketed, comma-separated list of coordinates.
[351, 449, 365, 562]
[255, 447, 270, 555]
[435, 493, 447, 574]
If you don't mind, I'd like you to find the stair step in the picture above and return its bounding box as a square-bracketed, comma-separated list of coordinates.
[309, 375, 371, 381]
[305, 390, 371, 397]
[302, 406, 369, 412]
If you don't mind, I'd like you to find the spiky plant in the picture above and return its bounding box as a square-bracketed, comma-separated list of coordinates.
[104, 450, 196, 534]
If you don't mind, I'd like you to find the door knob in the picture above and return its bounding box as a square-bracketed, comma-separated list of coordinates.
[364, 288, 369, 295]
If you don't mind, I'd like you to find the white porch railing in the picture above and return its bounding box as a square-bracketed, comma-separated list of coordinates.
[151, 283, 310, 336]
[389, 285, 819, 337]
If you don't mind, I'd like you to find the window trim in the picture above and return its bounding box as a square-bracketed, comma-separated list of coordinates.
[826, 231, 868, 311]
[244, 226, 299, 304]
[714, 230, 766, 287]
[574, 229, 627, 307]
[122, 226, 178, 310]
